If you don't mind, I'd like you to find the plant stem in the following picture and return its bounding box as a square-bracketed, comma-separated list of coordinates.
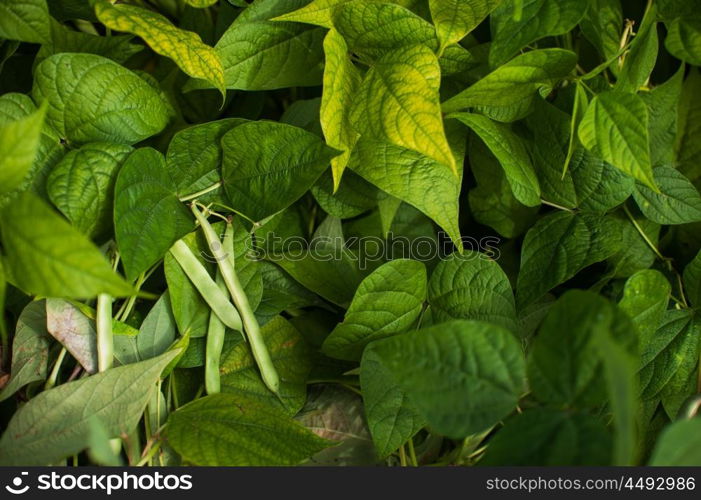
[541, 199, 574, 212]
[622, 204, 666, 261]
[44, 347, 67, 390]
[96, 293, 113, 372]
[137, 441, 162, 467]
[179, 181, 222, 202]
[407, 438, 418, 467]
[398, 445, 408, 467]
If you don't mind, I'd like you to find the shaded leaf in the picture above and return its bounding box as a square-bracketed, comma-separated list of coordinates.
[114, 148, 194, 281]
[166, 393, 332, 466]
[323, 259, 427, 361]
[0, 350, 178, 466]
[368, 320, 526, 438]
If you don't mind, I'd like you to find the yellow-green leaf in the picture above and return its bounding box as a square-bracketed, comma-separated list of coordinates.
[273, 0, 352, 28]
[274, 0, 418, 29]
[0, 102, 46, 197]
[321, 29, 361, 191]
[184, 0, 218, 7]
[349, 44, 456, 174]
[94, 1, 224, 95]
[430, 0, 502, 52]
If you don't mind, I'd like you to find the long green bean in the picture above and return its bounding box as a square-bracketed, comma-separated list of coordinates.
[169, 239, 243, 332]
[205, 270, 228, 394]
[96, 293, 113, 372]
[191, 204, 280, 394]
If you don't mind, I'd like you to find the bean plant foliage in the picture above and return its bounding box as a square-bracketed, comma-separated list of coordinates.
[0, 0, 701, 467]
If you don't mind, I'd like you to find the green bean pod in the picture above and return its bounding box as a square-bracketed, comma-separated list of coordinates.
[169, 239, 243, 332]
[205, 271, 228, 394]
[96, 293, 113, 372]
[191, 204, 280, 395]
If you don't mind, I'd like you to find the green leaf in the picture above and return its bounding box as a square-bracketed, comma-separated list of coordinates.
[321, 29, 361, 189]
[323, 259, 427, 361]
[36, 18, 143, 67]
[649, 419, 701, 466]
[428, 252, 518, 333]
[430, 0, 502, 52]
[609, 213, 660, 278]
[0, 93, 64, 206]
[642, 68, 683, 167]
[274, 217, 365, 307]
[450, 112, 540, 207]
[632, 166, 701, 225]
[368, 320, 526, 438]
[273, 0, 351, 28]
[442, 49, 577, 120]
[114, 148, 194, 281]
[46, 298, 98, 373]
[489, 0, 587, 67]
[0, 192, 133, 298]
[527, 290, 637, 407]
[197, 5, 325, 91]
[332, 2, 438, 60]
[221, 121, 340, 222]
[525, 100, 577, 209]
[166, 393, 332, 465]
[516, 212, 622, 309]
[468, 136, 538, 238]
[665, 17, 701, 66]
[480, 409, 612, 465]
[0, 102, 47, 197]
[595, 327, 639, 465]
[580, 0, 623, 62]
[616, 16, 658, 93]
[94, 1, 225, 95]
[256, 262, 322, 318]
[569, 147, 635, 212]
[220, 316, 312, 415]
[350, 44, 456, 175]
[618, 270, 671, 344]
[0, 301, 51, 402]
[684, 249, 701, 308]
[32, 53, 172, 145]
[348, 135, 463, 247]
[47, 142, 132, 240]
[137, 293, 178, 361]
[0, 0, 51, 43]
[167, 118, 246, 201]
[311, 170, 380, 219]
[0, 350, 178, 466]
[578, 91, 657, 190]
[640, 310, 700, 402]
[360, 348, 425, 458]
[677, 69, 701, 185]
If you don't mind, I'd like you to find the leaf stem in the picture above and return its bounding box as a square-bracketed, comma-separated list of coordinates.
[44, 347, 67, 390]
[540, 199, 574, 213]
[179, 181, 222, 202]
[136, 440, 162, 467]
[398, 445, 408, 467]
[622, 204, 666, 261]
[407, 437, 418, 467]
